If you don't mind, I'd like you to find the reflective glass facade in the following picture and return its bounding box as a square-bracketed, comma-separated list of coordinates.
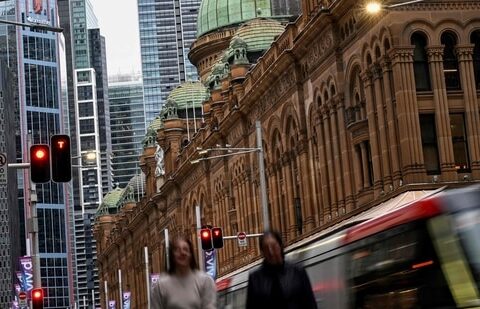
[138, 0, 201, 125]
[58, 1, 110, 307]
[16, 0, 73, 307]
[109, 78, 145, 188]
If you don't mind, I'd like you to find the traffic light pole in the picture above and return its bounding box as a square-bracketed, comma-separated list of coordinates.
[7, 162, 41, 289]
[30, 179, 41, 289]
[195, 206, 204, 271]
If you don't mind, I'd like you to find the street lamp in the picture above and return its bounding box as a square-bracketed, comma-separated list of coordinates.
[365, 0, 424, 14]
[0, 18, 63, 33]
[72, 150, 97, 168]
[191, 121, 270, 231]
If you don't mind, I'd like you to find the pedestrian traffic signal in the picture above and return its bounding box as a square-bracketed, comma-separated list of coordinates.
[200, 228, 213, 251]
[212, 227, 224, 248]
[50, 135, 72, 182]
[31, 287, 44, 309]
[30, 144, 50, 183]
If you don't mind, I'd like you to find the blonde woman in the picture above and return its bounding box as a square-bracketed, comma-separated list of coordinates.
[151, 236, 216, 309]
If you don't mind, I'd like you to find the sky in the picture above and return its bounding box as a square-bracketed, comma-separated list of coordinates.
[90, 0, 142, 77]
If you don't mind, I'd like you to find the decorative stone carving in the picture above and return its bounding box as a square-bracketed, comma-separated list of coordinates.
[161, 98, 178, 119]
[229, 36, 249, 65]
[155, 143, 165, 177]
[301, 30, 333, 74]
[142, 127, 157, 148]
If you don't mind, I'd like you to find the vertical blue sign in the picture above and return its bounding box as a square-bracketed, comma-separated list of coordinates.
[204, 250, 217, 279]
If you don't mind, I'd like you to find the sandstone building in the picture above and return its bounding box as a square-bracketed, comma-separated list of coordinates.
[94, 0, 480, 307]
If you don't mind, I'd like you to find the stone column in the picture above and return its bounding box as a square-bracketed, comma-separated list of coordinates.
[322, 105, 336, 221]
[317, 114, 330, 223]
[282, 156, 296, 238]
[297, 139, 315, 228]
[329, 100, 342, 217]
[427, 46, 456, 180]
[335, 96, 354, 213]
[361, 69, 382, 197]
[381, 57, 401, 184]
[389, 47, 424, 183]
[373, 63, 392, 188]
[457, 45, 480, 178]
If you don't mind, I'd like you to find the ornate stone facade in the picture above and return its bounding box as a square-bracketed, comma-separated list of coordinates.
[94, 0, 480, 307]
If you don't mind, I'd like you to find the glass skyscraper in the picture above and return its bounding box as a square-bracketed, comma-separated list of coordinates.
[109, 75, 145, 188]
[137, 0, 202, 125]
[58, 0, 111, 307]
[0, 0, 75, 308]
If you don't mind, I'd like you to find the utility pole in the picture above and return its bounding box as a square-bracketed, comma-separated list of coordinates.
[191, 121, 271, 231]
[256, 121, 270, 231]
[8, 164, 41, 289]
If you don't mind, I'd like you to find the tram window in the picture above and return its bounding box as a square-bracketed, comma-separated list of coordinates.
[349, 224, 456, 308]
[231, 288, 247, 309]
[454, 209, 480, 281]
[305, 255, 348, 309]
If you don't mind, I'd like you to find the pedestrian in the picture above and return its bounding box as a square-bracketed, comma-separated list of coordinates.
[150, 236, 217, 309]
[246, 230, 317, 309]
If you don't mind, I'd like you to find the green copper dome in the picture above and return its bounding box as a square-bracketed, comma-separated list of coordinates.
[196, 0, 300, 37]
[234, 18, 285, 53]
[96, 187, 126, 215]
[147, 116, 162, 132]
[166, 82, 209, 110]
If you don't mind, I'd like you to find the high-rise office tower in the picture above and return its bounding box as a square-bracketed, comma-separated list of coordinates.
[0, 0, 75, 308]
[109, 75, 145, 188]
[58, 0, 111, 307]
[137, 0, 202, 125]
[0, 60, 20, 308]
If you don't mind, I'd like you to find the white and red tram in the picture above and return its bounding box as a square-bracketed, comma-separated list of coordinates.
[216, 185, 480, 308]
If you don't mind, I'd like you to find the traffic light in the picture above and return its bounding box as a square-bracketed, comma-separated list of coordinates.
[200, 228, 213, 251]
[50, 135, 72, 182]
[30, 144, 50, 183]
[31, 288, 44, 309]
[212, 227, 224, 248]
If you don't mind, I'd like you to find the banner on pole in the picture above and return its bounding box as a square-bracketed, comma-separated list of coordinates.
[19, 256, 33, 296]
[15, 272, 23, 290]
[204, 250, 217, 280]
[123, 291, 131, 309]
[108, 300, 116, 309]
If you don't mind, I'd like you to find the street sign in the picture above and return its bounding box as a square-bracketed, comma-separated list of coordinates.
[0, 152, 6, 185]
[18, 291, 27, 307]
[237, 232, 247, 247]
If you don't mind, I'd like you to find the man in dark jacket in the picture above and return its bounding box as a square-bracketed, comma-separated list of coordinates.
[246, 231, 317, 309]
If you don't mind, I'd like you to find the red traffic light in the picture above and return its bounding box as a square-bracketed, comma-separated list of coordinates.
[31, 288, 44, 309]
[30, 144, 50, 183]
[51, 135, 72, 182]
[212, 227, 224, 248]
[34, 149, 47, 159]
[200, 228, 213, 251]
[32, 288, 43, 299]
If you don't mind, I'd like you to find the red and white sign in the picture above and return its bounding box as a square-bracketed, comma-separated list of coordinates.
[237, 232, 247, 247]
[18, 291, 27, 307]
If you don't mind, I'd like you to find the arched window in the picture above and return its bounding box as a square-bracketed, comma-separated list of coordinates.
[411, 32, 431, 91]
[441, 31, 461, 90]
[471, 30, 480, 90]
